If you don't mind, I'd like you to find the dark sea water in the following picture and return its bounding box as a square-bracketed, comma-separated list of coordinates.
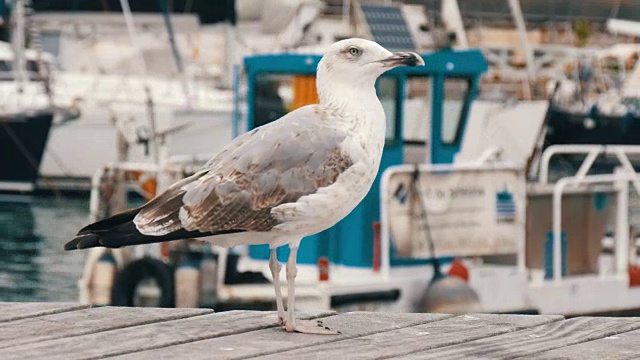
[0, 195, 90, 302]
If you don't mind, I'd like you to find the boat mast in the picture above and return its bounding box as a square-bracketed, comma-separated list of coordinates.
[118, 0, 160, 165]
[11, 0, 28, 103]
[159, 0, 191, 109]
[508, 0, 536, 98]
[222, 0, 236, 89]
[440, 0, 469, 49]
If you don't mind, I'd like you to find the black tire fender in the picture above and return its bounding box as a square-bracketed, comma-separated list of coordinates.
[111, 257, 175, 308]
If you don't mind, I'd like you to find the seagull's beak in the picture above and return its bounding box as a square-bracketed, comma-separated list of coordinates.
[377, 52, 425, 68]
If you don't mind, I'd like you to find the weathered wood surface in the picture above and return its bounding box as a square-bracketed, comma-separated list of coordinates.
[114, 311, 452, 360]
[0, 302, 88, 323]
[2, 302, 640, 360]
[0, 306, 212, 349]
[526, 326, 640, 360]
[399, 316, 640, 360]
[252, 313, 564, 360]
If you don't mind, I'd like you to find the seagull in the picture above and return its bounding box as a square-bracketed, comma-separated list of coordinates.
[64, 38, 424, 334]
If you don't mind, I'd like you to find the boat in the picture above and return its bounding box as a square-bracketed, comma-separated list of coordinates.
[69, 1, 640, 318]
[0, 110, 54, 193]
[29, 10, 236, 190]
[0, 1, 73, 194]
[71, 45, 633, 318]
[210, 48, 640, 317]
[537, 44, 640, 174]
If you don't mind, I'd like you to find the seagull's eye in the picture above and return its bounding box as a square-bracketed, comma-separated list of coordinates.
[348, 47, 361, 56]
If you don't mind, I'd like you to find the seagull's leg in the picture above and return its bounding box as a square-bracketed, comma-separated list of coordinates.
[269, 247, 286, 325]
[284, 245, 298, 331]
[284, 244, 340, 335]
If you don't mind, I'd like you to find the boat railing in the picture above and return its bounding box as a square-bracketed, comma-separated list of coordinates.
[537, 144, 640, 283]
[550, 169, 639, 283]
[539, 144, 640, 194]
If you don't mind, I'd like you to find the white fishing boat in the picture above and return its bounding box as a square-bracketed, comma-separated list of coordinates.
[32, 12, 235, 186]
[0, 0, 78, 194]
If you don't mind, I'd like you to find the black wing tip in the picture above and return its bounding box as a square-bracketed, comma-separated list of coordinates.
[76, 207, 143, 236]
[64, 234, 102, 250]
[65, 227, 247, 251]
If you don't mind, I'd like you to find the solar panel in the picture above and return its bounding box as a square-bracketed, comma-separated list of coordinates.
[360, 4, 415, 51]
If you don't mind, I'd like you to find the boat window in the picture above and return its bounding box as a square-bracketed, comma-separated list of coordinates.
[252, 72, 399, 144]
[442, 78, 470, 144]
[0, 60, 48, 82]
[377, 76, 398, 143]
[253, 73, 318, 128]
[26, 61, 39, 75]
[0, 61, 9, 80]
[403, 76, 431, 144]
[253, 73, 292, 128]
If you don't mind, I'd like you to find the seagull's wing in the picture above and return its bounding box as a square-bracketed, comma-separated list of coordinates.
[133, 105, 354, 237]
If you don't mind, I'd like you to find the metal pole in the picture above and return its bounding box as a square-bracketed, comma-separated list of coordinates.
[615, 167, 630, 278]
[552, 178, 567, 283]
[380, 170, 392, 281]
[11, 0, 28, 95]
[222, 22, 236, 89]
[231, 64, 240, 139]
[441, 0, 469, 48]
[508, 0, 536, 88]
[342, 0, 351, 28]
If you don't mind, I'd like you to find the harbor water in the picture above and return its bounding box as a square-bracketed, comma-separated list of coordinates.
[0, 195, 89, 302]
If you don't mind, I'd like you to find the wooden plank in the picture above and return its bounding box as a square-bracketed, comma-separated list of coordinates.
[247, 313, 563, 360]
[397, 316, 640, 359]
[0, 310, 331, 360]
[0, 306, 213, 348]
[530, 327, 640, 360]
[0, 302, 88, 323]
[112, 311, 454, 360]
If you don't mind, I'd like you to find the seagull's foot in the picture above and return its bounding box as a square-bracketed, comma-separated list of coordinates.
[284, 319, 342, 335]
[276, 316, 285, 326]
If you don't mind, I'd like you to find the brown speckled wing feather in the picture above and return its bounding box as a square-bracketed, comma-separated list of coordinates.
[133, 105, 354, 236]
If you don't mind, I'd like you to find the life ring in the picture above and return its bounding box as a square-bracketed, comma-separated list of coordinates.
[111, 257, 175, 308]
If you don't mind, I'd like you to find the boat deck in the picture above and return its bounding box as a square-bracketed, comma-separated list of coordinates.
[2, 302, 640, 359]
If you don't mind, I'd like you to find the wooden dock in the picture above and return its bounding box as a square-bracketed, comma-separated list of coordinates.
[2, 302, 640, 359]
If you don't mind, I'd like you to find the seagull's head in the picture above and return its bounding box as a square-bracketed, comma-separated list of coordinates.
[316, 38, 424, 91]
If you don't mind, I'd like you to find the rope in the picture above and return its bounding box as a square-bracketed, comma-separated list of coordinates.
[410, 167, 438, 264]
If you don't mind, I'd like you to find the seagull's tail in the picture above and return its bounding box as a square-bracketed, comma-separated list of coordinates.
[64, 207, 241, 250]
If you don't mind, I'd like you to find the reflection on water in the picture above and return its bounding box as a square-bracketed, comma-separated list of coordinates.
[0, 196, 89, 302]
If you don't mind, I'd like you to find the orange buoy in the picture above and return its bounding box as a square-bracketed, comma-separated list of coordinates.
[372, 222, 381, 272]
[629, 265, 640, 287]
[448, 258, 469, 282]
[318, 257, 330, 282]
